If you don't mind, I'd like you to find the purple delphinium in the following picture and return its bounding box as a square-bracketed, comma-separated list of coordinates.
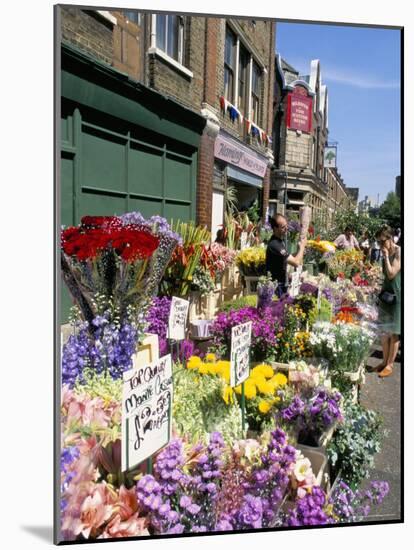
[329, 480, 389, 523]
[285, 486, 333, 526]
[60, 446, 80, 513]
[61, 318, 137, 387]
[257, 278, 275, 310]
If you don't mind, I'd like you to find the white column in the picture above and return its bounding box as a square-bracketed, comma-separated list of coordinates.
[150, 14, 157, 49]
[248, 55, 253, 121]
[233, 38, 240, 107]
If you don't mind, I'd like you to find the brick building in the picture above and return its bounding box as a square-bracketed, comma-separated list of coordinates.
[59, 7, 275, 243]
[271, 54, 329, 222]
[326, 167, 353, 221]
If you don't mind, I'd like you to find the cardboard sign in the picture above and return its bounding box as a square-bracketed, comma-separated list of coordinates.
[290, 270, 300, 297]
[121, 355, 173, 472]
[168, 297, 189, 340]
[230, 322, 252, 387]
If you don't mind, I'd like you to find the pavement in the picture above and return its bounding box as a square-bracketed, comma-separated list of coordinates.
[359, 343, 402, 522]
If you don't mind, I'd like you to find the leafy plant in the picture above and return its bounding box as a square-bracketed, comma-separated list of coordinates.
[327, 401, 384, 488]
[219, 295, 258, 313]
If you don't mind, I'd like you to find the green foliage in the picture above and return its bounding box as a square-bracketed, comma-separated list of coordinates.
[218, 295, 258, 313]
[172, 363, 242, 444]
[246, 198, 261, 224]
[379, 192, 401, 227]
[327, 401, 384, 488]
[74, 367, 123, 403]
[324, 206, 384, 240]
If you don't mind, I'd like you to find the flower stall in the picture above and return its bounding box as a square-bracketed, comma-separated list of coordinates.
[59, 211, 391, 542]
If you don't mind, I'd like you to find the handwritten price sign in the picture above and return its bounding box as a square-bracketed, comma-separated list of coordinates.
[121, 355, 173, 471]
[230, 322, 252, 387]
[168, 297, 189, 341]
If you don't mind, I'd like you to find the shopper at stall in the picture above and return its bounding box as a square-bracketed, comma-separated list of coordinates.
[334, 226, 361, 251]
[266, 214, 306, 297]
[373, 225, 401, 378]
[360, 230, 371, 261]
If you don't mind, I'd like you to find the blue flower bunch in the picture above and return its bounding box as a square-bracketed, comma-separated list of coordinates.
[60, 446, 80, 513]
[62, 315, 137, 387]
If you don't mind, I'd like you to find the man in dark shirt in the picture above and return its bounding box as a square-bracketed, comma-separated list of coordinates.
[266, 214, 307, 297]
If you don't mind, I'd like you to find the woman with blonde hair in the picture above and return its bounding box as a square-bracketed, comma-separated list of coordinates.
[373, 225, 401, 378]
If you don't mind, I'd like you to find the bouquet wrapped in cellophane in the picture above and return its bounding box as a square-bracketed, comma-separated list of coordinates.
[61, 214, 181, 330]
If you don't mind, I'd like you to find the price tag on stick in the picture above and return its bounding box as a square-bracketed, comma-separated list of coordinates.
[121, 355, 173, 472]
[168, 297, 189, 341]
[230, 322, 252, 387]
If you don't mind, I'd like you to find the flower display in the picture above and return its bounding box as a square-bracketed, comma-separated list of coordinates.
[326, 249, 365, 280]
[279, 387, 343, 446]
[329, 479, 389, 523]
[257, 275, 276, 309]
[236, 247, 266, 276]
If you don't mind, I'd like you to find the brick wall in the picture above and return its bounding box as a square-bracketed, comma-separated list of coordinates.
[60, 7, 113, 65]
[262, 167, 271, 219]
[196, 132, 215, 229]
[148, 16, 206, 111]
[112, 12, 144, 81]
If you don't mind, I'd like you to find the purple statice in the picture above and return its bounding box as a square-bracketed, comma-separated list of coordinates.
[219, 428, 296, 530]
[285, 486, 332, 526]
[154, 439, 189, 496]
[299, 282, 318, 296]
[120, 212, 182, 245]
[210, 307, 279, 361]
[329, 480, 389, 523]
[61, 318, 138, 387]
[60, 446, 80, 513]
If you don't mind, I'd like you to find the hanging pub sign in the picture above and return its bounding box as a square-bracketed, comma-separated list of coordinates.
[286, 89, 313, 133]
[168, 296, 189, 341]
[324, 146, 337, 168]
[230, 321, 252, 387]
[121, 354, 173, 472]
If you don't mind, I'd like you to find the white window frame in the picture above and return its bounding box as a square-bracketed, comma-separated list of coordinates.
[149, 14, 193, 79]
[225, 26, 263, 127]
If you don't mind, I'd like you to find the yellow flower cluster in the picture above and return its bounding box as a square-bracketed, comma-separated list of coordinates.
[186, 357, 288, 415]
[236, 247, 266, 270]
[187, 355, 231, 382]
[294, 331, 312, 357]
[233, 364, 288, 414]
[307, 240, 336, 253]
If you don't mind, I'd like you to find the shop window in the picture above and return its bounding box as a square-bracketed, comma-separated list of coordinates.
[224, 27, 237, 104]
[156, 14, 183, 63]
[251, 60, 262, 125]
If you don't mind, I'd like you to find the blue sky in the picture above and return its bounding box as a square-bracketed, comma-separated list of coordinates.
[275, 22, 401, 205]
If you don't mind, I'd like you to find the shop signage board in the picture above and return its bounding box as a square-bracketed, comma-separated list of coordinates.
[287, 91, 313, 133]
[121, 354, 173, 471]
[168, 297, 189, 340]
[230, 322, 252, 387]
[324, 146, 337, 168]
[214, 133, 267, 177]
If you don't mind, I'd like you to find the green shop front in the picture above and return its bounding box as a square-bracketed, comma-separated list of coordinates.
[59, 44, 206, 321]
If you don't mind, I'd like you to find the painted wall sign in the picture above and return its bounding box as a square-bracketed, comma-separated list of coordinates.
[168, 297, 189, 341]
[287, 91, 313, 133]
[230, 321, 252, 387]
[122, 354, 173, 471]
[214, 134, 267, 177]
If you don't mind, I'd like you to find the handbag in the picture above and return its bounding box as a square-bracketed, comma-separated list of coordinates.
[378, 289, 397, 306]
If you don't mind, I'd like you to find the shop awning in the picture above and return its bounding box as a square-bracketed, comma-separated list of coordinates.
[227, 166, 263, 189]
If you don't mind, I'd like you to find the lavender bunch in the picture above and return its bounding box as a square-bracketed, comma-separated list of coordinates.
[330, 480, 389, 523]
[284, 486, 332, 526]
